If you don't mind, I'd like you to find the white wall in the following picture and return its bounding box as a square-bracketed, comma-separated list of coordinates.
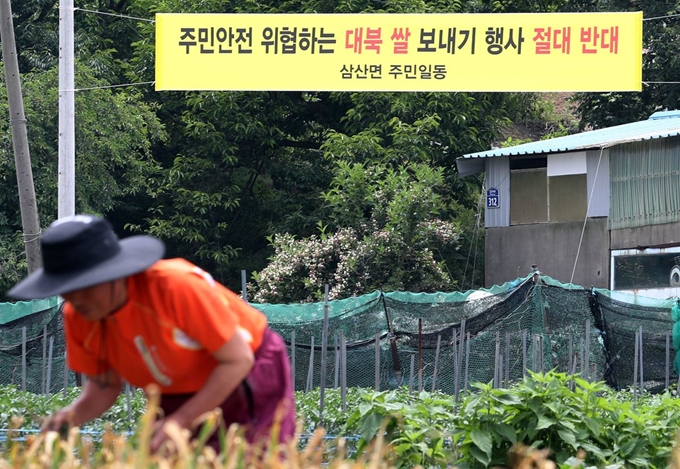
[586, 149, 610, 218]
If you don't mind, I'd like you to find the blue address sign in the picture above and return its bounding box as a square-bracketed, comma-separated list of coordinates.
[487, 188, 500, 209]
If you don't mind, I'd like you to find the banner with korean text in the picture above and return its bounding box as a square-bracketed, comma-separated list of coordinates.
[155, 12, 642, 92]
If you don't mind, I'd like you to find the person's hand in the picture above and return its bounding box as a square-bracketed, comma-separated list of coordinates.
[150, 419, 170, 454]
[42, 409, 74, 438]
[150, 417, 187, 454]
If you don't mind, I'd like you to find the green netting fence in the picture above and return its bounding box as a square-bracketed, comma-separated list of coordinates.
[0, 297, 72, 394]
[258, 274, 677, 394]
[0, 274, 676, 395]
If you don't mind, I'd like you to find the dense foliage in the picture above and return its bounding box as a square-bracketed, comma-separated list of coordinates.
[573, 1, 680, 128]
[0, 385, 146, 434]
[252, 162, 460, 302]
[2, 0, 679, 301]
[297, 372, 680, 468]
[5, 372, 680, 468]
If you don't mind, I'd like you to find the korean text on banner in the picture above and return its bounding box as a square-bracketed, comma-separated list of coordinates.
[155, 12, 643, 92]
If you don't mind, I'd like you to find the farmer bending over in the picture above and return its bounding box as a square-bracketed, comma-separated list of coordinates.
[8, 214, 296, 452]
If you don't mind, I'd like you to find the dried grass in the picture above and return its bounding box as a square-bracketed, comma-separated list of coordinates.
[0, 385, 400, 469]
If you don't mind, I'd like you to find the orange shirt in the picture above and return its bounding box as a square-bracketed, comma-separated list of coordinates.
[64, 259, 267, 394]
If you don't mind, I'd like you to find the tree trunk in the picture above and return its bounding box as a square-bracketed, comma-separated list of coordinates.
[0, 0, 42, 273]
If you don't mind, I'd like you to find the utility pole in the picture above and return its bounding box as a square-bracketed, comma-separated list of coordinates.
[0, 0, 42, 272]
[58, 0, 75, 218]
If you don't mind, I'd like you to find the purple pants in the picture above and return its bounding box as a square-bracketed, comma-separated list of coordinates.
[160, 328, 296, 451]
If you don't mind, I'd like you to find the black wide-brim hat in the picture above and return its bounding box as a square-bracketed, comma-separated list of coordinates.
[8, 214, 165, 300]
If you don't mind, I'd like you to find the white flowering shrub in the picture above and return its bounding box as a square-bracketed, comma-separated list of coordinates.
[251, 225, 456, 303]
[251, 161, 460, 303]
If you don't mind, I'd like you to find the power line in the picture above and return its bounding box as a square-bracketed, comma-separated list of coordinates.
[54, 7, 155, 93]
[644, 13, 680, 22]
[570, 146, 604, 286]
[59, 81, 155, 92]
[68, 5, 680, 24]
[72, 7, 154, 23]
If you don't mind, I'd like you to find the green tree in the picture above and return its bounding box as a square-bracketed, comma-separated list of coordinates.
[125, 0, 512, 291]
[7, 0, 545, 298]
[0, 1, 167, 299]
[251, 161, 459, 302]
[0, 63, 165, 299]
[574, 0, 680, 128]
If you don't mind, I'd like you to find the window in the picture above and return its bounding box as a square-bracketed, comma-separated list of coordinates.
[613, 250, 680, 290]
[509, 155, 587, 225]
[609, 139, 680, 229]
[510, 167, 548, 224]
[549, 174, 587, 222]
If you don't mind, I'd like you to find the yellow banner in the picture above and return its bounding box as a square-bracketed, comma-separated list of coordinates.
[155, 12, 642, 92]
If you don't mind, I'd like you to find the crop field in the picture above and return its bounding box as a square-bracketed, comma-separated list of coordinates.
[0, 372, 679, 468]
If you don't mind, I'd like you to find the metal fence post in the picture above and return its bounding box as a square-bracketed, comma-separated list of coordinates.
[431, 335, 441, 392]
[319, 285, 330, 419]
[375, 332, 381, 391]
[21, 327, 26, 392]
[45, 336, 54, 396]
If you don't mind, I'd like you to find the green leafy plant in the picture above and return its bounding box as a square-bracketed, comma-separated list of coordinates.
[0, 385, 146, 434]
[5, 373, 680, 468]
[295, 387, 369, 436]
[341, 388, 457, 468]
[456, 371, 680, 468]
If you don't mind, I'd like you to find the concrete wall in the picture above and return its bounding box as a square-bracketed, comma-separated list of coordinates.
[611, 220, 680, 250]
[485, 218, 610, 288]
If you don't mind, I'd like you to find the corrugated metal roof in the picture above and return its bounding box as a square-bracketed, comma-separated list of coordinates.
[456, 111, 680, 176]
